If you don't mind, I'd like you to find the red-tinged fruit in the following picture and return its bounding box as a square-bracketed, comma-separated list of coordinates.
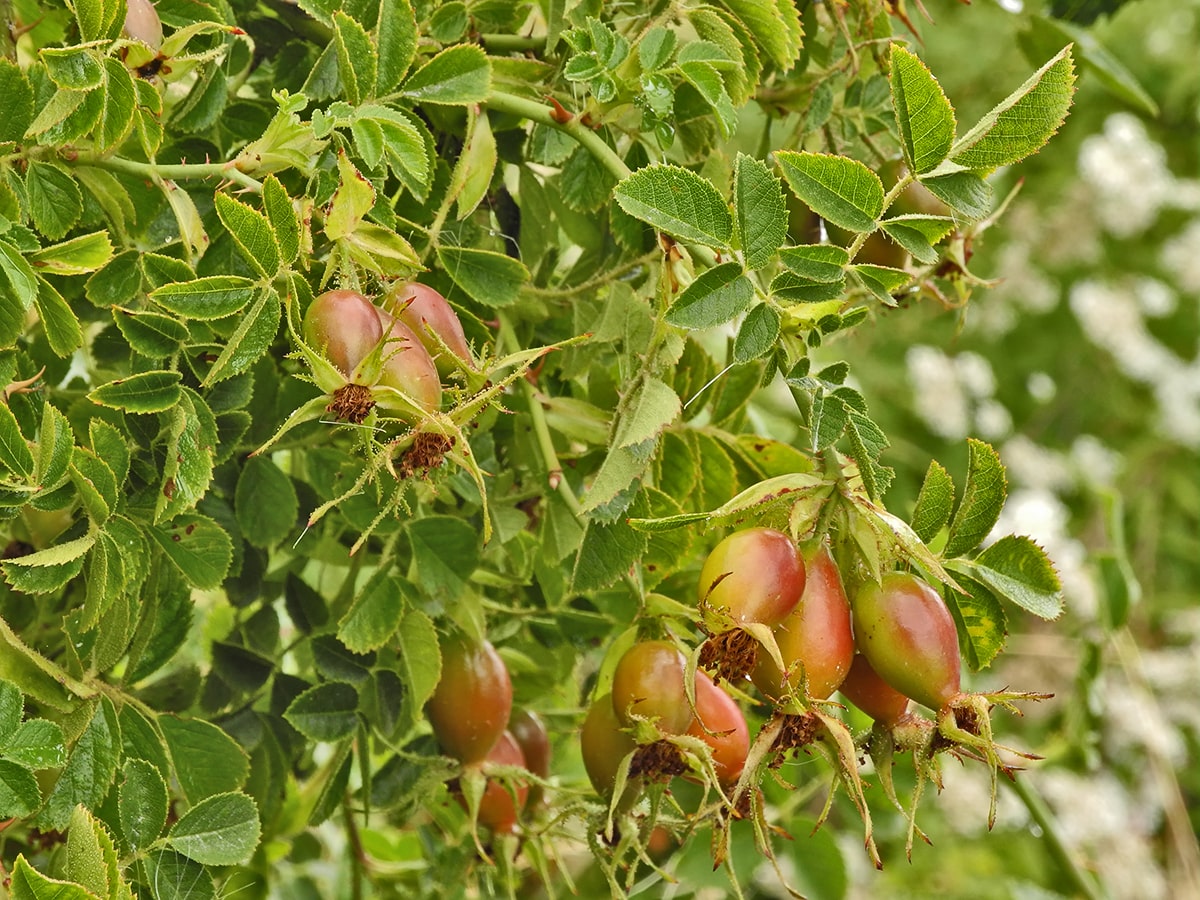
[611, 641, 694, 734]
[508, 708, 550, 779]
[580, 693, 637, 797]
[426, 638, 512, 764]
[470, 730, 528, 834]
[302, 290, 383, 378]
[123, 0, 164, 49]
[852, 573, 962, 712]
[753, 542, 855, 703]
[839, 653, 911, 726]
[687, 671, 750, 786]
[383, 282, 476, 375]
[698, 527, 806, 630]
[375, 316, 442, 413]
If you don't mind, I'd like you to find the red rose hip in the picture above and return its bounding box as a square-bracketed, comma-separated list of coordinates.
[753, 542, 855, 703]
[852, 573, 961, 712]
[687, 671, 749, 786]
[426, 637, 512, 764]
[839, 653, 911, 726]
[302, 290, 383, 378]
[611, 641, 694, 734]
[383, 282, 476, 376]
[698, 528, 806, 630]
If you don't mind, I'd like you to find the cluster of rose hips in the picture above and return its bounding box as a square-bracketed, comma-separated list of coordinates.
[578, 526, 1038, 864]
[300, 282, 476, 425]
[425, 636, 550, 836]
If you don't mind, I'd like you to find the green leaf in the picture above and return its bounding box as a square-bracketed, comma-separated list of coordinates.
[732, 153, 788, 269]
[841, 394, 893, 503]
[65, 805, 117, 898]
[1025, 16, 1156, 117]
[852, 264, 911, 306]
[408, 516, 479, 603]
[41, 48, 104, 91]
[879, 215, 955, 265]
[613, 164, 732, 248]
[910, 459, 955, 544]
[235, 455, 298, 547]
[35, 403, 75, 493]
[919, 171, 994, 221]
[0, 760, 41, 818]
[777, 243, 844, 282]
[112, 308, 189, 358]
[34, 278, 84, 357]
[889, 44, 957, 175]
[25, 162, 83, 241]
[149, 276, 258, 321]
[717, 0, 803, 71]
[160, 715, 248, 802]
[0, 401, 34, 480]
[97, 58, 136, 152]
[950, 45, 1075, 171]
[733, 303, 781, 363]
[399, 44, 491, 105]
[3, 718, 67, 769]
[85, 250, 141, 307]
[333, 10, 378, 105]
[8, 857, 101, 900]
[213, 193, 280, 278]
[119, 757, 169, 850]
[769, 271, 844, 304]
[943, 438, 1007, 558]
[338, 571, 405, 654]
[168, 792, 261, 866]
[148, 514, 233, 590]
[395, 608, 440, 731]
[202, 287, 281, 385]
[0, 681, 23, 735]
[776, 151, 884, 234]
[1, 240, 38, 347]
[452, 109, 497, 219]
[325, 151, 376, 241]
[573, 515, 649, 592]
[612, 377, 680, 450]
[640, 26, 677, 71]
[665, 262, 755, 329]
[677, 60, 737, 138]
[972, 534, 1064, 619]
[28, 231, 114, 275]
[261, 175, 300, 265]
[284, 682, 360, 742]
[88, 371, 182, 413]
[376, 0, 418, 94]
[36, 698, 120, 831]
[0, 60, 35, 143]
[2, 534, 91, 594]
[436, 245, 529, 308]
[145, 849, 214, 900]
[944, 578, 1008, 671]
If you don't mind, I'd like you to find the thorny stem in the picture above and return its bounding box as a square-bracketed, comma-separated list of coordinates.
[72, 152, 264, 193]
[483, 90, 632, 184]
[1007, 775, 1108, 900]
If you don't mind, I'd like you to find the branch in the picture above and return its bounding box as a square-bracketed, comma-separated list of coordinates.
[73, 153, 264, 193]
[483, 90, 632, 184]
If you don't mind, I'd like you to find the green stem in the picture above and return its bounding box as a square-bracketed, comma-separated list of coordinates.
[483, 90, 632, 184]
[1007, 775, 1107, 900]
[74, 153, 264, 193]
[478, 33, 545, 53]
[846, 174, 913, 260]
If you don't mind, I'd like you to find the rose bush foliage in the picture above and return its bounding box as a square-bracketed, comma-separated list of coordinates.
[0, 0, 1155, 895]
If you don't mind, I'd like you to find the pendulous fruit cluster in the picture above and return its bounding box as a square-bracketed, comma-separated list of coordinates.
[425, 637, 548, 836]
[301, 283, 475, 425]
[577, 525, 1050, 869]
